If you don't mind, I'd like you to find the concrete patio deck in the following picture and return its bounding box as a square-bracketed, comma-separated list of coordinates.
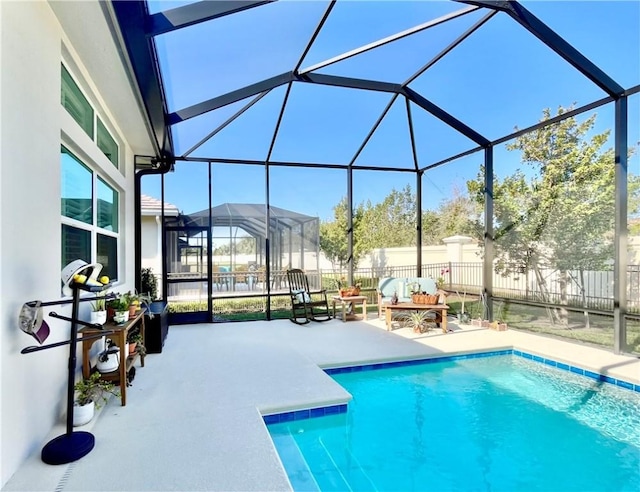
[3, 316, 639, 491]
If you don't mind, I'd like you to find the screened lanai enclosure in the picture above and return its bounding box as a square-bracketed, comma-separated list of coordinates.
[122, 1, 640, 354]
[163, 203, 320, 313]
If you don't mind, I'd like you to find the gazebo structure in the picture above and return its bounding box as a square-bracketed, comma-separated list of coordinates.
[183, 203, 320, 274]
[161, 203, 320, 320]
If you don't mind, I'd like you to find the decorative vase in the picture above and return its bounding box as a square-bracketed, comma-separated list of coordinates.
[73, 401, 95, 427]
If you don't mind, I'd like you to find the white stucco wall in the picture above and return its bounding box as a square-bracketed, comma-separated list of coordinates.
[0, 2, 149, 486]
[141, 215, 161, 271]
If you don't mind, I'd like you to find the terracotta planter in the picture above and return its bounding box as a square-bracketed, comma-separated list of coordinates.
[340, 287, 360, 297]
[128, 305, 137, 317]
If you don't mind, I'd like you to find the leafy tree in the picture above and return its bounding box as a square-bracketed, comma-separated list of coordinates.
[360, 185, 417, 250]
[235, 236, 255, 255]
[320, 184, 480, 268]
[320, 198, 365, 268]
[467, 106, 639, 326]
[213, 244, 230, 256]
[423, 186, 481, 244]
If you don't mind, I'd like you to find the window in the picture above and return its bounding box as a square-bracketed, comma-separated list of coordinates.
[61, 64, 94, 139]
[61, 146, 119, 285]
[97, 118, 119, 168]
[61, 64, 119, 167]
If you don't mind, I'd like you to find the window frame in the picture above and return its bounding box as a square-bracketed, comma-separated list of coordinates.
[61, 62, 120, 169]
[61, 145, 120, 286]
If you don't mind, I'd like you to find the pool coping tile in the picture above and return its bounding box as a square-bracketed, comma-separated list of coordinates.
[264, 348, 639, 425]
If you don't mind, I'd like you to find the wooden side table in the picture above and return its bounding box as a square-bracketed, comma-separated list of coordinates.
[80, 308, 146, 406]
[332, 295, 367, 322]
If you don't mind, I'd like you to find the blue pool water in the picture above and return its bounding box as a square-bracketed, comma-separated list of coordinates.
[268, 355, 640, 491]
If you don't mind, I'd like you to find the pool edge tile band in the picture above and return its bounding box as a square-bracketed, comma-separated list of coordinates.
[323, 349, 513, 375]
[263, 403, 347, 425]
[513, 350, 638, 394]
[323, 349, 639, 394]
[265, 349, 639, 425]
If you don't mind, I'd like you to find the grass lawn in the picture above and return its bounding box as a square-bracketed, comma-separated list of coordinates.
[168, 293, 640, 354]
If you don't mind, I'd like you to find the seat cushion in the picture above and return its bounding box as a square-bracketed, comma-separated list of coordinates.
[292, 289, 311, 303]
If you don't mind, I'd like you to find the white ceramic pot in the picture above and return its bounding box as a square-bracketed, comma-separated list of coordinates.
[73, 401, 95, 427]
[114, 311, 129, 324]
[90, 310, 107, 325]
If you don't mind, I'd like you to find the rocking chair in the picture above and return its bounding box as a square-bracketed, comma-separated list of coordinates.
[286, 269, 332, 324]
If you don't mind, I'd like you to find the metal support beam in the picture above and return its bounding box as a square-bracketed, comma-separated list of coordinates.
[614, 96, 628, 353]
[416, 171, 423, 277]
[349, 94, 399, 166]
[182, 91, 270, 157]
[168, 72, 294, 124]
[347, 167, 354, 286]
[403, 10, 496, 87]
[483, 145, 494, 321]
[408, 98, 422, 275]
[406, 97, 419, 171]
[176, 155, 419, 173]
[455, 0, 624, 97]
[110, 0, 174, 157]
[297, 72, 402, 94]
[148, 0, 275, 36]
[403, 87, 489, 146]
[300, 5, 480, 75]
[294, 0, 336, 73]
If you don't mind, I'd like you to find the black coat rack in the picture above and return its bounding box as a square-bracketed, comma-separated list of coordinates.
[22, 283, 114, 465]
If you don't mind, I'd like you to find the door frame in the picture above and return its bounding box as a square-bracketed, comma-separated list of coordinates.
[164, 225, 212, 324]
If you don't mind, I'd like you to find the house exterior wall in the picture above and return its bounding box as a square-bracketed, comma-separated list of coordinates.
[0, 2, 150, 485]
[141, 215, 161, 272]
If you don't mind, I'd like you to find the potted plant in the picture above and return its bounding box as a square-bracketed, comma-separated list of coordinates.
[399, 310, 436, 334]
[90, 293, 107, 325]
[73, 372, 117, 426]
[141, 267, 158, 300]
[111, 296, 130, 324]
[455, 290, 471, 324]
[127, 330, 146, 357]
[125, 291, 140, 317]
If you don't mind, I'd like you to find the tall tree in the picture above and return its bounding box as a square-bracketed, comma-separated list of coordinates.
[319, 198, 365, 269]
[360, 185, 417, 250]
[468, 106, 639, 325]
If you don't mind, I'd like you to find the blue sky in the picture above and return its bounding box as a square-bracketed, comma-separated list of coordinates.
[142, 0, 640, 220]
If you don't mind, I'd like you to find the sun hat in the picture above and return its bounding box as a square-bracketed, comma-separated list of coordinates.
[61, 260, 103, 296]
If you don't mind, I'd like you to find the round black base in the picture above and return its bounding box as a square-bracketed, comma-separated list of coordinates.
[41, 431, 95, 465]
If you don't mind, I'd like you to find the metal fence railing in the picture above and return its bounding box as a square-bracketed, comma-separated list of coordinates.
[160, 263, 640, 314]
[315, 263, 640, 314]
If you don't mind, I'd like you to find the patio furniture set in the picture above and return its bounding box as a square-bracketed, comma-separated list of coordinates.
[286, 270, 449, 331]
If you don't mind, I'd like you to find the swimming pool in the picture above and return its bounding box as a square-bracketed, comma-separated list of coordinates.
[268, 354, 640, 491]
